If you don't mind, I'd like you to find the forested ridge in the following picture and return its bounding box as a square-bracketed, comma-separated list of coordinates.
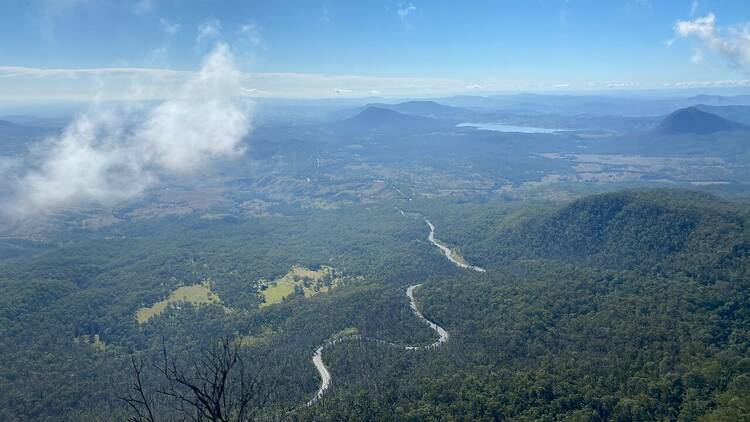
[300, 189, 750, 420]
[1, 189, 749, 420]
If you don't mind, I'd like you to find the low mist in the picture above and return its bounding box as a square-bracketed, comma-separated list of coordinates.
[2, 43, 252, 218]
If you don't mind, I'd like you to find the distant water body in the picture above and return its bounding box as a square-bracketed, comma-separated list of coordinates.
[457, 122, 569, 134]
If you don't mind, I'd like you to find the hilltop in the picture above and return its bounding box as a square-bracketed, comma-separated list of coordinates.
[656, 107, 749, 136]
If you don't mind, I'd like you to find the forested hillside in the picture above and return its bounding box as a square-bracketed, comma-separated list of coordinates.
[1, 189, 749, 420]
[493, 190, 748, 272]
[302, 190, 750, 420]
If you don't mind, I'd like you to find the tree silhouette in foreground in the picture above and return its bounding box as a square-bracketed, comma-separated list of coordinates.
[123, 337, 274, 422]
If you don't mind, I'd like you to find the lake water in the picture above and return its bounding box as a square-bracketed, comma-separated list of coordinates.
[457, 122, 568, 133]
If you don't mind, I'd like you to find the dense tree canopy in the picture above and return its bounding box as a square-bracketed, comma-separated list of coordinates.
[1, 189, 749, 420]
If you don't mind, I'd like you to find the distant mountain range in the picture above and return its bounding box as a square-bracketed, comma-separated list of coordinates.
[363, 100, 471, 119]
[587, 106, 750, 157]
[693, 104, 750, 126]
[0, 120, 56, 155]
[0, 120, 46, 137]
[433, 93, 750, 116]
[684, 94, 750, 106]
[656, 107, 750, 136]
[334, 106, 452, 133]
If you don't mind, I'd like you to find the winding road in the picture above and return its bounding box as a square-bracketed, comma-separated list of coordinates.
[304, 216, 484, 407]
[305, 283, 446, 406]
[425, 219, 486, 273]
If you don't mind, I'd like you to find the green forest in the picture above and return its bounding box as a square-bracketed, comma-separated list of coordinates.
[1, 189, 749, 421]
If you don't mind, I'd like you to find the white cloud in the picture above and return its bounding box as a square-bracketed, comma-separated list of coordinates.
[10, 65, 749, 99]
[240, 23, 266, 49]
[3, 44, 252, 217]
[160, 17, 181, 34]
[0, 66, 189, 79]
[197, 18, 222, 43]
[605, 81, 635, 88]
[0, 66, 482, 99]
[662, 79, 750, 87]
[673, 13, 750, 72]
[397, 4, 416, 22]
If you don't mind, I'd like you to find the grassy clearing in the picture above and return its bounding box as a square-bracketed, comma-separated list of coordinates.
[258, 265, 344, 308]
[260, 279, 296, 307]
[136, 281, 221, 324]
[331, 326, 359, 340]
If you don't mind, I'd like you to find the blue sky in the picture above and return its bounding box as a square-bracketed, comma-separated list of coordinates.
[1, 0, 750, 99]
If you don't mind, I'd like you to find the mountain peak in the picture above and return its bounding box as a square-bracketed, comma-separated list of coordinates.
[337, 106, 449, 133]
[357, 106, 403, 118]
[657, 106, 749, 135]
[362, 100, 467, 119]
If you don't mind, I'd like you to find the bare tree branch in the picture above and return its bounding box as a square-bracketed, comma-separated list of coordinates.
[123, 335, 274, 422]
